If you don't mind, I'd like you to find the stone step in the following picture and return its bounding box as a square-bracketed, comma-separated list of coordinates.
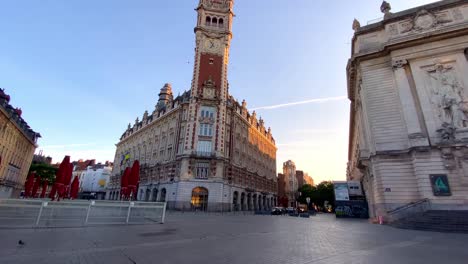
[391, 210, 468, 233]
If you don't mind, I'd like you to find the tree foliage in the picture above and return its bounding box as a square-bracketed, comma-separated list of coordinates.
[29, 163, 57, 184]
[298, 181, 335, 209]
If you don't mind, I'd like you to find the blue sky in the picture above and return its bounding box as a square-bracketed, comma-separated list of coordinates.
[1, 0, 437, 183]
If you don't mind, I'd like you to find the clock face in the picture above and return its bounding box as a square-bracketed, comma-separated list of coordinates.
[204, 39, 219, 52]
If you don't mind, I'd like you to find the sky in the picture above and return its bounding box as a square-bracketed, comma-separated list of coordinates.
[1, 0, 438, 184]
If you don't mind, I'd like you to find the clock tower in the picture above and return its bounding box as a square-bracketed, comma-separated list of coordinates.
[185, 0, 234, 160]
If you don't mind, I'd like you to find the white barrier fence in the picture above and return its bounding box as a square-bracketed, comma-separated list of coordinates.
[0, 199, 166, 228]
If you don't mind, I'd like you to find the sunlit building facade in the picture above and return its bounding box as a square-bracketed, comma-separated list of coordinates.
[347, 1, 468, 218]
[107, 0, 277, 211]
[0, 89, 40, 198]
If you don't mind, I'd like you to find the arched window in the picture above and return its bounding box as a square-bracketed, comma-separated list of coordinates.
[159, 188, 167, 202]
[212, 17, 218, 25]
[205, 16, 211, 26]
[191, 187, 208, 211]
[465, 48, 468, 61]
[218, 18, 224, 28]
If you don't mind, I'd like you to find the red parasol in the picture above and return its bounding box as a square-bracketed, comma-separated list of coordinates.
[120, 167, 130, 200]
[24, 172, 35, 198]
[31, 176, 41, 198]
[53, 155, 71, 200]
[129, 160, 140, 200]
[40, 179, 48, 198]
[70, 176, 80, 199]
[49, 184, 57, 199]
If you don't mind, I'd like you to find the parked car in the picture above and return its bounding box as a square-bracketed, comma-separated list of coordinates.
[271, 207, 282, 215]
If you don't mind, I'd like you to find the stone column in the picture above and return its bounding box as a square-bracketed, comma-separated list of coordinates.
[392, 59, 429, 147]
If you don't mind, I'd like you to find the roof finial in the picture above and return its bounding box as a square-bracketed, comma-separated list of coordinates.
[380, 1, 392, 19]
[352, 18, 361, 31]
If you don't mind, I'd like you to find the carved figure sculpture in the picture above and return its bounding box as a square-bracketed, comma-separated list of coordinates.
[429, 64, 467, 128]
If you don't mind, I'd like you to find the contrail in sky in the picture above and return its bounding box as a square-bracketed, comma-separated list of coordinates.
[250, 96, 347, 110]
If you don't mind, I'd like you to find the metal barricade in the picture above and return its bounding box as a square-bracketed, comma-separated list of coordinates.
[0, 199, 166, 228]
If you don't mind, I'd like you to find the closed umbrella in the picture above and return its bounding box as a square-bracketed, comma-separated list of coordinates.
[40, 179, 48, 198]
[121, 167, 130, 200]
[53, 155, 71, 200]
[70, 176, 80, 199]
[129, 160, 140, 200]
[24, 172, 35, 198]
[31, 176, 41, 198]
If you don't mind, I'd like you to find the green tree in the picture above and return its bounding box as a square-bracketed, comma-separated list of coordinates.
[298, 181, 335, 210]
[29, 163, 57, 184]
[316, 181, 335, 209]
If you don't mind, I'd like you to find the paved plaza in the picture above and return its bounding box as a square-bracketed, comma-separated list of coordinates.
[0, 213, 467, 264]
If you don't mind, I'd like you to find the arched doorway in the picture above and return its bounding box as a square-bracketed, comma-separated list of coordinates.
[152, 188, 158, 202]
[233, 191, 239, 211]
[240, 193, 245, 211]
[159, 188, 166, 202]
[253, 194, 257, 211]
[191, 187, 208, 211]
[145, 189, 151, 201]
[247, 193, 252, 211]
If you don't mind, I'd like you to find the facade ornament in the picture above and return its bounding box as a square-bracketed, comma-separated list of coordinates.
[427, 63, 468, 128]
[127, 123, 131, 130]
[352, 19, 361, 31]
[380, 1, 392, 19]
[392, 59, 408, 69]
[436, 122, 456, 143]
[135, 117, 139, 126]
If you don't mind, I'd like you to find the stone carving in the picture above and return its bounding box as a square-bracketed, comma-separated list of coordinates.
[352, 19, 361, 31]
[387, 24, 398, 36]
[414, 10, 437, 31]
[427, 63, 468, 129]
[452, 8, 464, 21]
[392, 59, 408, 69]
[399, 21, 413, 34]
[436, 122, 456, 143]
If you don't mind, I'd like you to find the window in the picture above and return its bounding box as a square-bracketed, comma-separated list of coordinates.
[212, 17, 217, 25]
[200, 106, 215, 119]
[205, 16, 211, 26]
[199, 124, 213, 136]
[209, 58, 214, 64]
[465, 48, 468, 61]
[196, 162, 209, 179]
[197, 140, 212, 155]
[219, 18, 224, 28]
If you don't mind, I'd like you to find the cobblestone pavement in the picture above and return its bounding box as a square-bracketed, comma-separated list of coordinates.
[0, 212, 467, 264]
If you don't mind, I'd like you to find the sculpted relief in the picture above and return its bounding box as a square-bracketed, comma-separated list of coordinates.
[426, 63, 468, 131]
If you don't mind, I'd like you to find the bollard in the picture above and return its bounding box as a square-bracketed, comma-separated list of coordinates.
[35, 202, 47, 226]
[126, 202, 134, 224]
[85, 201, 95, 224]
[161, 202, 167, 224]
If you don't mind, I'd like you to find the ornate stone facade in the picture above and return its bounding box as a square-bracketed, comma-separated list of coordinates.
[347, 0, 468, 218]
[0, 89, 40, 198]
[107, 0, 277, 211]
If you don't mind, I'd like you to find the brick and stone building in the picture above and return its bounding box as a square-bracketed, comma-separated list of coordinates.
[0, 88, 40, 198]
[296, 170, 304, 189]
[283, 160, 297, 207]
[107, 0, 277, 211]
[347, 0, 468, 218]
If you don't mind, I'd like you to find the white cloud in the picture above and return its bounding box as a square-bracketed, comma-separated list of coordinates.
[250, 96, 347, 111]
